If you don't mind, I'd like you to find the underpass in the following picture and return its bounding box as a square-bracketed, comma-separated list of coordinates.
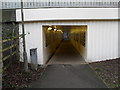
[48, 40, 86, 64]
[43, 25, 87, 64]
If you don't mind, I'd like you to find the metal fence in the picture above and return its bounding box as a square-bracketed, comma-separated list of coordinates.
[1, 0, 119, 9]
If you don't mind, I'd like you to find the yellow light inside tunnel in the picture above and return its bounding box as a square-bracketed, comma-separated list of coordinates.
[48, 27, 52, 30]
[57, 30, 62, 32]
[57, 30, 63, 33]
[54, 28, 57, 31]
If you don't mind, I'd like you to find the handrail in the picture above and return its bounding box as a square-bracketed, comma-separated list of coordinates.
[1, 1, 119, 9]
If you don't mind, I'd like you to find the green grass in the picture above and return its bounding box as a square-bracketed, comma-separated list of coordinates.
[95, 68, 102, 71]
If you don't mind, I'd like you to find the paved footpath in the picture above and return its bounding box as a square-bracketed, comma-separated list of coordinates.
[48, 41, 85, 64]
[30, 64, 107, 88]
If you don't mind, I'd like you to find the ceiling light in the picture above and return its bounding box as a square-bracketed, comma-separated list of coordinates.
[48, 27, 52, 30]
[54, 28, 57, 31]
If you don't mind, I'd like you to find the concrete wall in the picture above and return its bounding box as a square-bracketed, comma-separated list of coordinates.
[87, 21, 118, 62]
[19, 23, 44, 64]
[70, 26, 87, 60]
[43, 26, 62, 64]
[16, 8, 118, 22]
[19, 24, 62, 64]
[17, 8, 119, 63]
[69, 21, 118, 62]
[118, 21, 120, 57]
[19, 20, 119, 64]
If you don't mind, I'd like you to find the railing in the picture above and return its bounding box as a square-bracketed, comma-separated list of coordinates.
[1, 0, 119, 9]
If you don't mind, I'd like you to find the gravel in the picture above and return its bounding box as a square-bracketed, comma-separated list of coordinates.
[89, 58, 120, 88]
[2, 61, 44, 89]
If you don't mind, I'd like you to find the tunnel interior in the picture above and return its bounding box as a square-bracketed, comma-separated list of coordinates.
[42, 25, 87, 64]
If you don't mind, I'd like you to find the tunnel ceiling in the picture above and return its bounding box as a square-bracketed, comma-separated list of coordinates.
[44, 25, 87, 33]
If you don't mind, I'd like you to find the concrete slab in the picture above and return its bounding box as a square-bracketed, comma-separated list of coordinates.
[30, 64, 107, 88]
[48, 40, 86, 64]
[30, 41, 107, 88]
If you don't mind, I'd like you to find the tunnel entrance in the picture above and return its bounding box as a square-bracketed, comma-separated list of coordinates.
[42, 25, 87, 64]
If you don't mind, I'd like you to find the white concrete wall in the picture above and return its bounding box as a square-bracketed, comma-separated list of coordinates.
[119, 21, 120, 57]
[69, 21, 118, 62]
[19, 20, 119, 64]
[87, 21, 118, 62]
[19, 24, 62, 64]
[19, 23, 44, 64]
[16, 8, 118, 22]
[43, 26, 62, 64]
